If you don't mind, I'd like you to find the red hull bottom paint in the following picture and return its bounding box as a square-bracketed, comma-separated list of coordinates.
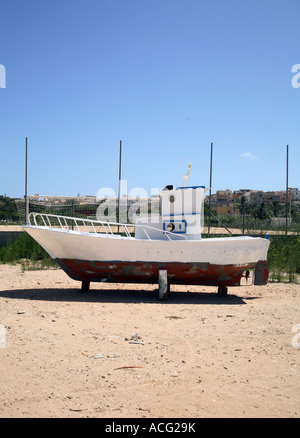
[56, 259, 269, 287]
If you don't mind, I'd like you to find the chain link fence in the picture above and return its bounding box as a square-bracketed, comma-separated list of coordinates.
[0, 195, 298, 236]
[15, 195, 161, 226]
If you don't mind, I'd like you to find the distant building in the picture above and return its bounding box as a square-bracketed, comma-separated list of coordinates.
[233, 189, 251, 201]
[204, 186, 299, 216]
[276, 190, 294, 204]
[211, 203, 236, 216]
[289, 188, 300, 201]
[205, 190, 236, 216]
[261, 191, 281, 204]
[248, 191, 261, 205]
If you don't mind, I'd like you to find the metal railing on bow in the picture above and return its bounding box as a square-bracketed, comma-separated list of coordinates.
[27, 212, 188, 241]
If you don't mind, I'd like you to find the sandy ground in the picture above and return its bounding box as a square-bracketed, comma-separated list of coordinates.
[0, 264, 299, 418]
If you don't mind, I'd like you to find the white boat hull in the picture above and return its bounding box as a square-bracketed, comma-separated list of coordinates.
[25, 226, 270, 287]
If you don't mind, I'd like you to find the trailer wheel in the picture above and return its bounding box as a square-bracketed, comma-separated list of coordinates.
[217, 286, 228, 296]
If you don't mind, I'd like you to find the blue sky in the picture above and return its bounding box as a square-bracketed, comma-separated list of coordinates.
[0, 0, 299, 198]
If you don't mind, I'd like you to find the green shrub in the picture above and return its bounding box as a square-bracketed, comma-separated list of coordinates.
[268, 236, 300, 283]
[0, 232, 57, 269]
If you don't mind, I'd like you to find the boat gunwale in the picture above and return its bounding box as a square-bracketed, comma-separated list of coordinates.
[24, 223, 266, 243]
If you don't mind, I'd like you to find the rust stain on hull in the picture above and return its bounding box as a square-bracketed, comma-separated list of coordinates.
[56, 259, 268, 286]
